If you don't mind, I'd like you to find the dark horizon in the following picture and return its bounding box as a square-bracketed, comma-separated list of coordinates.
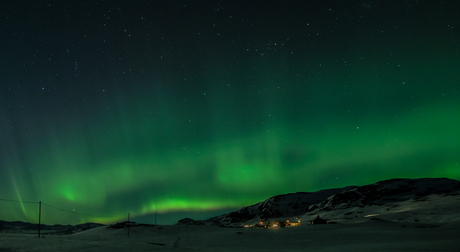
[2, 176, 458, 225]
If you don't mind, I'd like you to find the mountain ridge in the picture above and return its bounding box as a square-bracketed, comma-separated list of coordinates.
[177, 177, 460, 227]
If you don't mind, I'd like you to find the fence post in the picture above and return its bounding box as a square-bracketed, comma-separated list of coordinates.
[38, 201, 41, 238]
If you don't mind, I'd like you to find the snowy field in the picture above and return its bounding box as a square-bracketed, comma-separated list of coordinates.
[2, 178, 459, 251]
[1, 219, 460, 252]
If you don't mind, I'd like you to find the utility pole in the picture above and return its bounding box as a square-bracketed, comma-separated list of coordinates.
[127, 213, 130, 237]
[38, 201, 41, 238]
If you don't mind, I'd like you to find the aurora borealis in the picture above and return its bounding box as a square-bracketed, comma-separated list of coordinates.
[1, 1, 459, 225]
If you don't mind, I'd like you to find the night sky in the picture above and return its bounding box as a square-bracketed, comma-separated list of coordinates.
[1, 0, 459, 225]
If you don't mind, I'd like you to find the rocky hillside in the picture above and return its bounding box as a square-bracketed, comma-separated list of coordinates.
[178, 186, 355, 227]
[308, 178, 460, 212]
[177, 178, 460, 227]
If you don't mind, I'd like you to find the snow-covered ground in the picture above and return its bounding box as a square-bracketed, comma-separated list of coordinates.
[177, 178, 460, 228]
[1, 178, 459, 251]
[1, 219, 459, 251]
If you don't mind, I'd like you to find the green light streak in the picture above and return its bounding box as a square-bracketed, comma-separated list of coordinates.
[12, 180, 27, 216]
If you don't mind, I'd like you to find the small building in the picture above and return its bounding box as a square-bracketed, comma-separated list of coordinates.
[311, 215, 328, 225]
[270, 222, 280, 228]
[254, 219, 302, 228]
[289, 220, 302, 226]
[255, 221, 269, 228]
[283, 219, 302, 227]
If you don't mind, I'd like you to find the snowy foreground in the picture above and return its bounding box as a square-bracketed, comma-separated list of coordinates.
[2, 178, 459, 251]
[1, 220, 460, 251]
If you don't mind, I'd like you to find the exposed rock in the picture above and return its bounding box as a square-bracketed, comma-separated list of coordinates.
[176, 178, 460, 227]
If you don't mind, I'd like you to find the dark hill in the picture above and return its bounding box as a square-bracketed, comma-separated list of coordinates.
[177, 178, 460, 227]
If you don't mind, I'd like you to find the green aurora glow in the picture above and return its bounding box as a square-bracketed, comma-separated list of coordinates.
[1, 1, 459, 224]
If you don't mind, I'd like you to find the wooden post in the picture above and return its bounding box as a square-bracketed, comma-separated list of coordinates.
[127, 213, 130, 237]
[38, 201, 41, 238]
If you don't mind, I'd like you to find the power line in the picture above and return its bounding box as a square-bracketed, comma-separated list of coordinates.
[0, 198, 100, 217]
[0, 198, 38, 204]
[2, 198, 166, 222]
[41, 202, 100, 217]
